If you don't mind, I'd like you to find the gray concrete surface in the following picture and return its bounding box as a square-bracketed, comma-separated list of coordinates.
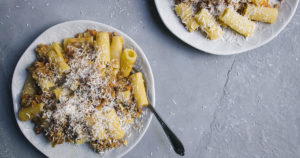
[0, 0, 299, 158]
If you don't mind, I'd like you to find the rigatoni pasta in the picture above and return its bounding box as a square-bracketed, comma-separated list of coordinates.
[219, 8, 255, 37]
[173, 0, 281, 40]
[174, 3, 200, 32]
[63, 37, 93, 50]
[21, 75, 37, 107]
[18, 29, 150, 153]
[48, 42, 70, 74]
[30, 61, 55, 91]
[110, 35, 123, 70]
[96, 32, 110, 65]
[104, 108, 125, 139]
[194, 9, 223, 40]
[85, 112, 107, 140]
[18, 102, 44, 121]
[130, 72, 149, 109]
[120, 48, 137, 77]
[244, 4, 278, 24]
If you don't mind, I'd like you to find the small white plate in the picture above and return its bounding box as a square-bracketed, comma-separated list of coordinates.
[154, 0, 299, 55]
[11, 20, 155, 158]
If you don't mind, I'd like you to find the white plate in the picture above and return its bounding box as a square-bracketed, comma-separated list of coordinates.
[11, 20, 155, 158]
[154, 0, 299, 55]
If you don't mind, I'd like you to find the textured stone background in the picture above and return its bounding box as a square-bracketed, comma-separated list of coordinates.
[0, 0, 299, 158]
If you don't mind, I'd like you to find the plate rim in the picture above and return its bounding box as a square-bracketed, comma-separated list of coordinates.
[11, 20, 155, 158]
[154, 0, 299, 55]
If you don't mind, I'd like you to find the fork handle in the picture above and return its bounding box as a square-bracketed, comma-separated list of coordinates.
[148, 104, 185, 156]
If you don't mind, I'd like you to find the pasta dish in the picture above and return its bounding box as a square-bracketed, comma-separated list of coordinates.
[174, 0, 280, 40]
[18, 29, 149, 152]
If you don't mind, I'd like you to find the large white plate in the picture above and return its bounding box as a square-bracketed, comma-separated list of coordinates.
[11, 20, 155, 158]
[154, 0, 299, 55]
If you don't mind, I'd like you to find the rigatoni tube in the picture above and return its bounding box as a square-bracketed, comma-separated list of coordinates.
[244, 4, 278, 24]
[96, 32, 110, 64]
[110, 36, 123, 70]
[219, 8, 255, 37]
[49, 42, 70, 74]
[18, 102, 44, 121]
[22, 75, 36, 96]
[194, 9, 223, 40]
[130, 72, 149, 108]
[63, 37, 93, 50]
[120, 49, 137, 77]
[104, 108, 125, 139]
[174, 3, 200, 32]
